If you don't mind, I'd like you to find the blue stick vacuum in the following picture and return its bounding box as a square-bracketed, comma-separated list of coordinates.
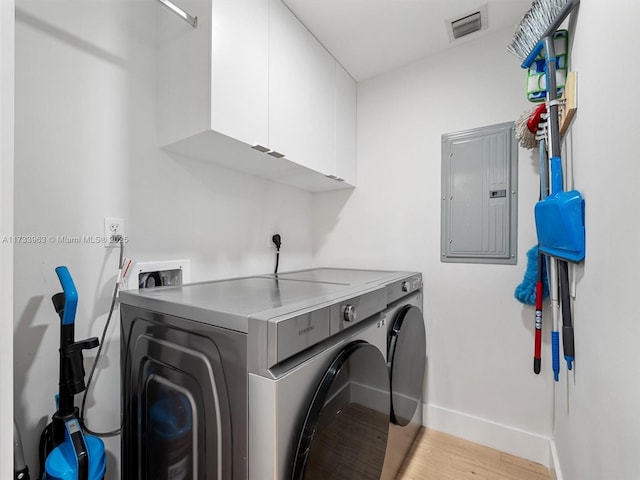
[38, 267, 106, 480]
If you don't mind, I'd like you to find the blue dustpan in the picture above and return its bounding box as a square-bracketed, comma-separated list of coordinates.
[535, 156, 585, 262]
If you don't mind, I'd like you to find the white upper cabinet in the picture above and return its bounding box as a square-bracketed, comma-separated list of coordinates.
[157, 0, 268, 148]
[268, 0, 309, 162]
[210, 0, 269, 148]
[157, 0, 356, 191]
[305, 34, 338, 177]
[269, 0, 337, 177]
[335, 63, 357, 186]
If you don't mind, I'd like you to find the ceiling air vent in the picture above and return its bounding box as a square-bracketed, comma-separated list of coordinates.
[447, 4, 488, 42]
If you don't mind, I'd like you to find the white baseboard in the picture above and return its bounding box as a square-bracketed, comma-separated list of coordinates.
[424, 403, 552, 468]
[549, 438, 563, 480]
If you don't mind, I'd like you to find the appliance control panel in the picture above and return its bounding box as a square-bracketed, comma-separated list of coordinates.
[332, 287, 386, 334]
[387, 274, 423, 304]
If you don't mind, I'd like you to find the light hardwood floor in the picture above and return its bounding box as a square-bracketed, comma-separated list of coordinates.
[397, 429, 550, 480]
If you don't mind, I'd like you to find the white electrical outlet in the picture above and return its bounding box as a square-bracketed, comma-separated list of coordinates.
[104, 217, 125, 248]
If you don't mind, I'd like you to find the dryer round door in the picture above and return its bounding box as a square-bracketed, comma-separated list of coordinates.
[388, 305, 426, 426]
[291, 340, 390, 480]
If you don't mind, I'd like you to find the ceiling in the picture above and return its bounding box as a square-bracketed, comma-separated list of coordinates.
[283, 0, 531, 81]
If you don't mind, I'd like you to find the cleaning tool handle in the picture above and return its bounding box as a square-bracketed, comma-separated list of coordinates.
[563, 326, 575, 370]
[539, 139, 548, 199]
[558, 259, 575, 370]
[55, 266, 78, 326]
[534, 322, 542, 374]
[534, 253, 543, 375]
[541, 34, 562, 159]
[534, 280, 542, 374]
[550, 157, 563, 196]
[552, 331, 560, 381]
[521, 41, 545, 69]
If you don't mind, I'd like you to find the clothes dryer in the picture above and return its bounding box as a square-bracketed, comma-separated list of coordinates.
[271, 269, 426, 479]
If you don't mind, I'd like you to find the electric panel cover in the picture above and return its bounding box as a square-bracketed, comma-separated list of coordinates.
[441, 122, 517, 264]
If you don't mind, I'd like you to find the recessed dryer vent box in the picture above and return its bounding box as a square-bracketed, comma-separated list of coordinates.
[441, 122, 518, 265]
[122, 259, 191, 290]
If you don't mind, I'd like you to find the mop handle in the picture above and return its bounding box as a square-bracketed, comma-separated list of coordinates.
[551, 331, 560, 381]
[550, 157, 563, 196]
[558, 260, 575, 369]
[549, 258, 560, 382]
[55, 266, 78, 326]
[534, 251, 543, 375]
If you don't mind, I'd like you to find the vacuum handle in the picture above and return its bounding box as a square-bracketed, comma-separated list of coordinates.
[52, 292, 65, 320]
[55, 266, 78, 326]
[61, 337, 100, 396]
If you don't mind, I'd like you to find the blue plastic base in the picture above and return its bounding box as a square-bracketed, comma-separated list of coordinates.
[44, 435, 106, 480]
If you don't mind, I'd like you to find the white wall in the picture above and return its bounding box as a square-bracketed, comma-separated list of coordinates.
[313, 29, 554, 463]
[14, 1, 314, 478]
[1, 0, 14, 477]
[550, 1, 640, 479]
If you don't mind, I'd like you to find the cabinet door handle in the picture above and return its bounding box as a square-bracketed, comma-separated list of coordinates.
[268, 151, 285, 159]
[157, 0, 198, 28]
[252, 144, 271, 153]
[325, 175, 344, 182]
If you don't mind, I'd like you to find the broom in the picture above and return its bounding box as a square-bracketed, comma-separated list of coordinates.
[508, 0, 580, 381]
[507, 0, 580, 67]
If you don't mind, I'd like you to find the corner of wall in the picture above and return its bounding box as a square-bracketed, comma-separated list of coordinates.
[548, 438, 563, 480]
[0, 0, 14, 477]
[423, 403, 553, 469]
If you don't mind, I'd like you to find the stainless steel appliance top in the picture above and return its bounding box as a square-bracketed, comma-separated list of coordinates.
[119, 268, 421, 335]
[267, 268, 423, 304]
[119, 268, 422, 371]
[119, 275, 375, 333]
[267, 268, 412, 286]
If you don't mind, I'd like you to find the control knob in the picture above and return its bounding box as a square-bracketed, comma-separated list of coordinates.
[402, 281, 411, 293]
[343, 305, 357, 322]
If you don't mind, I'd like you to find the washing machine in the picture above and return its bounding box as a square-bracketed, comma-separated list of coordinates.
[380, 276, 425, 480]
[272, 269, 426, 479]
[120, 273, 393, 480]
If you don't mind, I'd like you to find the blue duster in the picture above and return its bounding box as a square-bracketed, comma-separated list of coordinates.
[514, 245, 549, 305]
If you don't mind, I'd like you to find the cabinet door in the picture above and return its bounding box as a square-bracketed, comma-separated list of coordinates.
[269, 0, 308, 162]
[210, 0, 269, 148]
[157, 0, 212, 146]
[335, 63, 357, 185]
[304, 33, 336, 176]
[269, 0, 336, 176]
